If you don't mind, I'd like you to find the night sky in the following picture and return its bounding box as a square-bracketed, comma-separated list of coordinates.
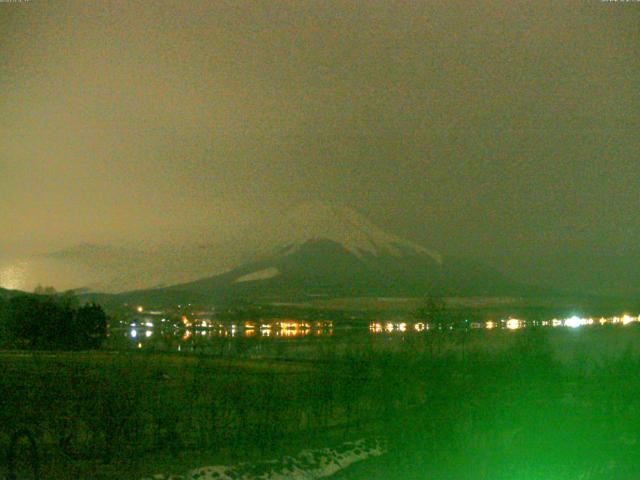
[1, 1, 639, 293]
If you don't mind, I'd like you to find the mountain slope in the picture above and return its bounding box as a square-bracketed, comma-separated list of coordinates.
[174, 203, 521, 300]
[5, 238, 251, 294]
[181, 240, 513, 298]
[250, 202, 442, 262]
[6, 202, 527, 303]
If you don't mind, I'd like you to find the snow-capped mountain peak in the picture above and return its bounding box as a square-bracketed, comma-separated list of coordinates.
[262, 202, 442, 263]
[1, 202, 443, 294]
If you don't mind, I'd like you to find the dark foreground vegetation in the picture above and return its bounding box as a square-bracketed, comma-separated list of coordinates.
[0, 292, 108, 350]
[2, 327, 640, 479]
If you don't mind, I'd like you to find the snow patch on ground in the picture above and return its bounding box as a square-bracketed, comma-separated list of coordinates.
[234, 267, 280, 283]
[141, 437, 387, 480]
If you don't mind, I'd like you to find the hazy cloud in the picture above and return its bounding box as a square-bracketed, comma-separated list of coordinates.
[1, 1, 639, 283]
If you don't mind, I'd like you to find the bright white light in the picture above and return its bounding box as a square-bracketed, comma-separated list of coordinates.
[565, 316, 584, 328]
[0, 263, 28, 291]
[130, 329, 137, 338]
[622, 315, 635, 325]
[145, 330, 152, 338]
[145, 322, 153, 327]
[506, 319, 521, 330]
[398, 323, 407, 332]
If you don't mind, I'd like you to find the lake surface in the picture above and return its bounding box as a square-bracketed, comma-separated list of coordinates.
[110, 314, 640, 364]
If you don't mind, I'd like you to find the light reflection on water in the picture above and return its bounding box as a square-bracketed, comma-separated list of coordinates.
[127, 319, 334, 344]
[123, 314, 640, 350]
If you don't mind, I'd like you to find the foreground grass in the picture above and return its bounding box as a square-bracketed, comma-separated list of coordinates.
[2, 328, 640, 479]
[0, 349, 423, 479]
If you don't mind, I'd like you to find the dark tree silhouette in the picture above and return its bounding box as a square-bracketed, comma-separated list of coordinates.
[34, 284, 57, 295]
[74, 303, 108, 349]
[0, 293, 108, 350]
[416, 296, 447, 328]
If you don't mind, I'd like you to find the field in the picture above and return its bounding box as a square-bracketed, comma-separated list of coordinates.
[2, 326, 640, 479]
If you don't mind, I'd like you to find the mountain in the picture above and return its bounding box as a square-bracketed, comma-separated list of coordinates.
[113, 202, 524, 305]
[505, 251, 640, 298]
[2, 202, 534, 303]
[4, 238, 251, 294]
[246, 202, 442, 262]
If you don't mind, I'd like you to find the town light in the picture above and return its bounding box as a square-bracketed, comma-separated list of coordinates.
[565, 316, 583, 329]
[506, 318, 521, 330]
